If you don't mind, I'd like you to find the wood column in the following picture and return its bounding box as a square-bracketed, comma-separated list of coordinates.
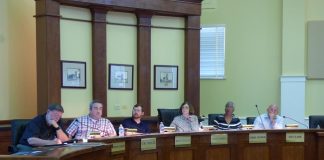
[91, 8, 107, 116]
[137, 13, 152, 116]
[185, 16, 201, 115]
[35, 0, 61, 114]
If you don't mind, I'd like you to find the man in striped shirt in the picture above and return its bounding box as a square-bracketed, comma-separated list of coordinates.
[66, 100, 116, 139]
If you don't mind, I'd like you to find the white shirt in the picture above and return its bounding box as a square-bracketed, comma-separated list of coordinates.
[253, 113, 284, 129]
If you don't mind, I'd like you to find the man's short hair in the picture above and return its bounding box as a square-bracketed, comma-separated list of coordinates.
[89, 100, 102, 110]
[48, 103, 64, 113]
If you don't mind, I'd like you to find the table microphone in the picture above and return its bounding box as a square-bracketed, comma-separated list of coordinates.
[255, 105, 266, 129]
[283, 115, 309, 129]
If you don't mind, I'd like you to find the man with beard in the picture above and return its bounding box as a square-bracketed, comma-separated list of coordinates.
[122, 104, 150, 134]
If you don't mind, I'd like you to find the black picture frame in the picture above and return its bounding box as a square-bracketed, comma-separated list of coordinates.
[154, 65, 178, 90]
[108, 63, 134, 90]
[61, 60, 86, 89]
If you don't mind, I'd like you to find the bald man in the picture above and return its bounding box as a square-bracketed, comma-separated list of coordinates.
[253, 104, 284, 129]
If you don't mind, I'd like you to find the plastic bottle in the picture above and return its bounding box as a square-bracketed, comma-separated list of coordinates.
[118, 124, 125, 137]
[317, 124, 321, 129]
[159, 122, 165, 133]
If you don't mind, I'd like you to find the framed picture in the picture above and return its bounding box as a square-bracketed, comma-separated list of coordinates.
[154, 65, 178, 90]
[61, 60, 86, 88]
[109, 64, 133, 90]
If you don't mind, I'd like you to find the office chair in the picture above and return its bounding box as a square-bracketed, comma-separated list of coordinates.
[208, 114, 222, 125]
[309, 115, 324, 128]
[8, 119, 30, 154]
[157, 109, 180, 126]
[246, 117, 256, 125]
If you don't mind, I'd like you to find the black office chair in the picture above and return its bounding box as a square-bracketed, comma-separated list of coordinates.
[208, 114, 222, 125]
[246, 117, 256, 125]
[309, 115, 324, 128]
[157, 109, 180, 126]
[8, 119, 31, 153]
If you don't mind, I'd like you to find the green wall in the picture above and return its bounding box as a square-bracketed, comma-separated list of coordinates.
[107, 12, 137, 117]
[60, 6, 93, 118]
[305, 0, 324, 115]
[200, 0, 282, 117]
[151, 16, 185, 116]
[2, 0, 324, 120]
[0, 0, 36, 120]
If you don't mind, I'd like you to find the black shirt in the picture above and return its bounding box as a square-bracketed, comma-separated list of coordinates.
[19, 113, 64, 146]
[121, 118, 150, 133]
[213, 114, 242, 130]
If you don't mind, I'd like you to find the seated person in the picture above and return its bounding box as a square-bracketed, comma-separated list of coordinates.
[121, 104, 150, 135]
[170, 102, 199, 132]
[253, 104, 284, 129]
[19, 104, 69, 147]
[213, 101, 242, 130]
[66, 100, 116, 139]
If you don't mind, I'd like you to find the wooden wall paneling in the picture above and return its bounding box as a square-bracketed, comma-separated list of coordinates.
[268, 132, 284, 160]
[317, 132, 324, 160]
[55, 0, 202, 16]
[35, 0, 62, 114]
[91, 8, 108, 116]
[0, 126, 11, 154]
[136, 13, 152, 116]
[304, 132, 317, 160]
[185, 16, 200, 115]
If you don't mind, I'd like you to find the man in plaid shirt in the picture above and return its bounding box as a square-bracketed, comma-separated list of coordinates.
[66, 100, 116, 139]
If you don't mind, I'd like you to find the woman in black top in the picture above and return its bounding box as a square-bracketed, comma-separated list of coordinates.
[213, 101, 242, 130]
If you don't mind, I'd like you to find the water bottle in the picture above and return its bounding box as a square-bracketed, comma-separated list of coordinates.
[200, 122, 203, 129]
[118, 124, 125, 137]
[317, 124, 321, 129]
[159, 122, 165, 133]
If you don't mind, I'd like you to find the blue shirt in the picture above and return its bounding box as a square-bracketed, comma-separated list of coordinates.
[121, 118, 150, 133]
[253, 113, 284, 129]
[19, 113, 65, 146]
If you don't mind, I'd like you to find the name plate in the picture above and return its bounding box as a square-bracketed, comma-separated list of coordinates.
[175, 136, 191, 147]
[249, 133, 267, 143]
[286, 132, 304, 143]
[141, 138, 157, 151]
[211, 134, 228, 145]
[111, 142, 125, 153]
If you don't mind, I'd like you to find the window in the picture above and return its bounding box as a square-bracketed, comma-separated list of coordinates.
[200, 26, 225, 79]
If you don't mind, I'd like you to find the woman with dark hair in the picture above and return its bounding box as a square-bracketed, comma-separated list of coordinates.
[170, 102, 199, 132]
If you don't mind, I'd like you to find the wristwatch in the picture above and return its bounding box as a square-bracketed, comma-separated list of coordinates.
[54, 126, 61, 131]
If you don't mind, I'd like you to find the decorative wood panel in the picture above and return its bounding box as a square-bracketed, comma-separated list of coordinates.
[137, 13, 152, 115]
[35, 0, 61, 114]
[282, 145, 304, 160]
[135, 152, 158, 160]
[244, 146, 269, 160]
[206, 147, 230, 160]
[170, 149, 193, 160]
[36, 0, 202, 116]
[185, 16, 200, 115]
[91, 8, 108, 116]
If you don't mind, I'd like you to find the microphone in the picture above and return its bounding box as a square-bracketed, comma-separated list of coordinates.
[283, 115, 309, 129]
[255, 105, 266, 129]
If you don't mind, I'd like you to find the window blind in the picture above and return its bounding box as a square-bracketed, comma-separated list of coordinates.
[200, 26, 225, 79]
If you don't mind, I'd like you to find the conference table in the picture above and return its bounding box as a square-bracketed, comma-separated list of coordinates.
[0, 143, 110, 160]
[93, 129, 324, 160]
[1, 129, 324, 160]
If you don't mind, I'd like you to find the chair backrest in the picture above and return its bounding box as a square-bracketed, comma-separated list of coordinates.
[309, 115, 324, 128]
[11, 119, 30, 146]
[246, 117, 256, 125]
[208, 114, 222, 125]
[157, 109, 180, 126]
